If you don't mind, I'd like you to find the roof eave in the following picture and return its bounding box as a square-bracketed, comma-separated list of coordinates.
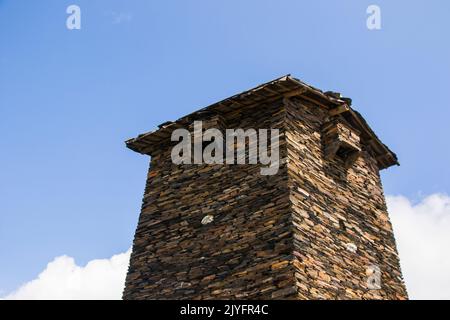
[125, 75, 398, 170]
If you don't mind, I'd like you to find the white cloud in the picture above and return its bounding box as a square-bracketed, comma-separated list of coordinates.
[3, 248, 131, 300]
[387, 194, 450, 300]
[3, 193, 450, 300]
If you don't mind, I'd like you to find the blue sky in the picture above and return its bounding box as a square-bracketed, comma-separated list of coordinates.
[1, 0, 450, 297]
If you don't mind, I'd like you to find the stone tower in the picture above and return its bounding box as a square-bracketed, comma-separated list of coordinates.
[123, 75, 408, 300]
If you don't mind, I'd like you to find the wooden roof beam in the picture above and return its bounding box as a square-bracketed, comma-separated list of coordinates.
[283, 87, 307, 98]
[329, 104, 350, 117]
